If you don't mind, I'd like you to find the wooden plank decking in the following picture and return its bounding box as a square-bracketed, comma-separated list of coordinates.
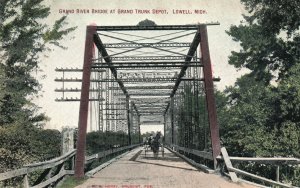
[75, 147, 258, 188]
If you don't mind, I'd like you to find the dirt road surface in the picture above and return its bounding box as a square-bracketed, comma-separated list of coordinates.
[75, 147, 258, 188]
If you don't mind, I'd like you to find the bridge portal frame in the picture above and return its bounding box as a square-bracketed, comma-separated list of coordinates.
[74, 24, 221, 178]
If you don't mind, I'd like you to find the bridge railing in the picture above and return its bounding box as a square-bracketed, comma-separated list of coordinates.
[219, 147, 300, 188]
[0, 144, 139, 188]
[166, 144, 215, 173]
[166, 145, 299, 187]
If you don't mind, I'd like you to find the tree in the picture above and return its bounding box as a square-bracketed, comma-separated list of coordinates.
[0, 125, 62, 172]
[0, 0, 75, 172]
[224, 0, 300, 157]
[86, 131, 129, 155]
[221, 75, 278, 156]
[226, 0, 300, 83]
[220, 0, 300, 184]
[0, 0, 76, 126]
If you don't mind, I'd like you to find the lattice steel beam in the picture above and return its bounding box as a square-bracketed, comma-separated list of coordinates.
[136, 104, 168, 107]
[103, 42, 191, 48]
[140, 114, 163, 116]
[141, 121, 162, 124]
[139, 112, 165, 114]
[128, 90, 172, 92]
[132, 101, 169, 103]
[55, 78, 206, 83]
[92, 65, 200, 69]
[138, 108, 165, 110]
[105, 55, 188, 61]
[110, 86, 182, 90]
[96, 23, 219, 31]
[94, 61, 200, 65]
[130, 93, 171, 96]
[91, 61, 202, 69]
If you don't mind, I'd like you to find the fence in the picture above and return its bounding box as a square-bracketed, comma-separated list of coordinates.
[0, 144, 139, 188]
[166, 145, 299, 188]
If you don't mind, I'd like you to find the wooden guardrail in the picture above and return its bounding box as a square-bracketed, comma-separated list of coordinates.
[0, 144, 139, 188]
[167, 145, 299, 187]
[219, 147, 300, 188]
[0, 149, 76, 188]
[86, 144, 140, 164]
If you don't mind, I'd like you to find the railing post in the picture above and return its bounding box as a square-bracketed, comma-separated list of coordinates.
[276, 165, 280, 182]
[221, 147, 238, 182]
[23, 174, 29, 188]
[75, 25, 96, 178]
[199, 25, 221, 169]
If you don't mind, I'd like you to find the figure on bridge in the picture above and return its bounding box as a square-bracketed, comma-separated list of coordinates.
[149, 132, 161, 157]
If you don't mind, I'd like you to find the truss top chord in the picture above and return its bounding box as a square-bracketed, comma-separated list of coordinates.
[103, 42, 192, 48]
[96, 23, 220, 31]
[96, 55, 192, 62]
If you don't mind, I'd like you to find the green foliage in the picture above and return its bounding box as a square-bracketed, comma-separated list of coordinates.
[240, 0, 300, 36]
[227, 0, 300, 82]
[221, 0, 300, 185]
[86, 131, 132, 155]
[219, 77, 300, 185]
[86, 130, 141, 155]
[0, 124, 61, 172]
[0, 0, 76, 126]
[0, 0, 75, 173]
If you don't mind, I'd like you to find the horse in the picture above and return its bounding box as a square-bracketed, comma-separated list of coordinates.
[150, 132, 161, 157]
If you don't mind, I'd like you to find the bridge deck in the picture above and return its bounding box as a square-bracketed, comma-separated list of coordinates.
[76, 147, 257, 188]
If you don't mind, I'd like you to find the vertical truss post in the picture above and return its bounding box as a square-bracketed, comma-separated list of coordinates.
[75, 25, 96, 178]
[126, 96, 132, 145]
[163, 114, 166, 144]
[130, 102, 134, 142]
[138, 115, 141, 143]
[105, 69, 109, 131]
[99, 70, 103, 132]
[199, 25, 221, 169]
[170, 97, 174, 145]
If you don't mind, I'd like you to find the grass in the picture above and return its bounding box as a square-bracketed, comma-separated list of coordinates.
[57, 176, 88, 188]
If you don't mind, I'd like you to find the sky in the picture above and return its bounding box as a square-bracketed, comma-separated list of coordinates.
[36, 0, 247, 132]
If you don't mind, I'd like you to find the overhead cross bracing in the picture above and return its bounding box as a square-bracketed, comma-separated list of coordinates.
[54, 24, 222, 178]
[93, 26, 205, 108]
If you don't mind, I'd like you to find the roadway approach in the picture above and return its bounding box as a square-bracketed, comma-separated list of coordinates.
[75, 147, 258, 188]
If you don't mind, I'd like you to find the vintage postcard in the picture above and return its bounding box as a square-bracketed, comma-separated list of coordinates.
[1, 0, 299, 187]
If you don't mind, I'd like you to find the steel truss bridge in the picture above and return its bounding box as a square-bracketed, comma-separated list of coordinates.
[54, 23, 222, 177]
[1, 24, 299, 188]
